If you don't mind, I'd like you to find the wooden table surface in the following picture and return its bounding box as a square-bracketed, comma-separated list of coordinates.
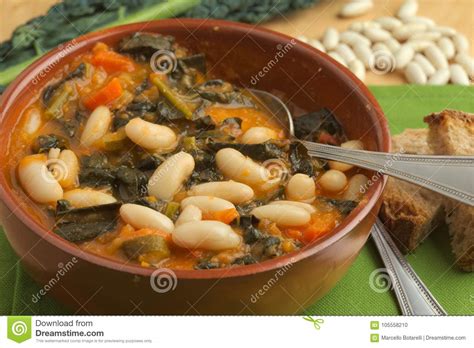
[1, 0, 473, 85]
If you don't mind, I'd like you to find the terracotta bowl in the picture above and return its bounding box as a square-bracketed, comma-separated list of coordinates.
[0, 19, 390, 314]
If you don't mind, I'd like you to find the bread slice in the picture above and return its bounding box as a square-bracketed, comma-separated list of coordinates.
[424, 109, 474, 272]
[380, 129, 444, 253]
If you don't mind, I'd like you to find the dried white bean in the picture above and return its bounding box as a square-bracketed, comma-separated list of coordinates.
[449, 64, 470, 86]
[354, 44, 373, 68]
[375, 17, 403, 31]
[403, 16, 435, 28]
[251, 204, 310, 226]
[215, 148, 278, 190]
[364, 27, 391, 42]
[409, 31, 441, 41]
[349, 59, 366, 81]
[384, 38, 401, 53]
[23, 108, 42, 135]
[241, 126, 277, 144]
[349, 21, 381, 32]
[437, 37, 455, 59]
[397, 0, 418, 19]
[286, 174, 315, 203]
[125, 117, 177, 152]
[63, 188, 116, 208]
[404, 61, 427, 84]
[372, 42, 391, 53]
[319, 169, 347, 193]
[181, 196, 235, 214]
[431, 26, 456, 36]
[120, 203, 174, 233]
[454, 53, 474, 77]
[395, 45, 415, 69]
[427, 68, 450, 85]
[393, 24, 426, 41]
[172, 221, 240, 250]
[175, 205, 202, 226]
[18, 154, 63, 203]
[335, 43, 356, 63]
[452, 33, 469, 53]
[322, 27, 339, 50]
[413, 53, 436, 76]
[188, 181, 254, 204]
[148, 152, 195, 200]
[339, 1, 373, 18]
[340, 31, 371, 47]
[80, 106, 111, 147]
[269, 200, 316, 213]
[343, 174, 369, 201]
[329, 140, 364, 172]
[328, 51, 347, 67]
[406, 39, 433, 52]
[308, 38, 326, 52]
[424, 45, 448, 69]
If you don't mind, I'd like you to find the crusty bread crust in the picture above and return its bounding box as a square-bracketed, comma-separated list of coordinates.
[425, 109, 474, 272]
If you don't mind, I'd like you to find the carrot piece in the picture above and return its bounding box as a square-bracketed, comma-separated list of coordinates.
[284, 211, 340, 244]
[91, 50, 135, 73]
[83, 77, 123, 110]
[202, 208, 239, 224]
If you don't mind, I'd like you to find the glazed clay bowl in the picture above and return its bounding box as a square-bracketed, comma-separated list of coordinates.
[0, 19, 390, 314]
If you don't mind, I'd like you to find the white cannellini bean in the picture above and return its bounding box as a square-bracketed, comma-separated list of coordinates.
[172, 221, 240, 250]
[349, 59, 366, 81]
[125, 117, 177, 152]
[374, 17, 402, 31]
[308, 38, 326, 52]
[431, 26, 456, 36]
[384, 38, 401, 53]
[339, 1, 373, 18]
[18, 154, 63, 203]
[329, 140, 364, 172]
[175, 205, 202, 226]
[392, 24, 426, 41]
[449, 64, 470, 86]
[454, 53, 474, 77]
[403, 16, 435, 28]
[188, 181, 254, 204]
[80, 106, 111, 147]
[372, 42, 391, 53]
[48, 148, 61, 160]
[241, 126, 277, 144]
[181, 196, 235, 213]
[319, 169, 347, 193]
[349, 21, 381, 32]
[343, 174, 369, 201]
[285, 174, 316, 203]
[269, 200, 316, 213]
[215, 148, 279, 190]
[397, 0, 418, 19]
[452, 33, 469, 53]
[413, 53, 436, 76]
[409, 31, 441, 41]
[364, 27, 391, 42]
[120, 203, 174, 233]
[55, 149, 79, 189]
[322, 27, 339, 50]
[148, 152, 195, 200]
[251, 204, 310, 226]
[340, 31, 371, 47]
[335, 43, 356, 63]
[353, 44, 373, 68]
[395, 45, 415, 69]
[63, 188, 116, 208]
[424, 45, 448, 69]
[406, 39, 433, 52]
[437, 37, 455, 59]
[404, 61, 427, 84]
[23, 108, 42, 135]
[427, 68, 450, 85]
[328, 51, 347, 67]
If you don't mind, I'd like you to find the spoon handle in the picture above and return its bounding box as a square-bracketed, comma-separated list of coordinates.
[302, 141, 474, 206]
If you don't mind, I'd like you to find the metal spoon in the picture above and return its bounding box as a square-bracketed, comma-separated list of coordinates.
[248, 89, 474, 206]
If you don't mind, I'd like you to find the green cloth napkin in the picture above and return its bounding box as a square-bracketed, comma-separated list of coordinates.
[1, 85, 473, 315]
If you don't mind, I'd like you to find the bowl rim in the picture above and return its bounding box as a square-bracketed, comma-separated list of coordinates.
[0, 18, 390, 280]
